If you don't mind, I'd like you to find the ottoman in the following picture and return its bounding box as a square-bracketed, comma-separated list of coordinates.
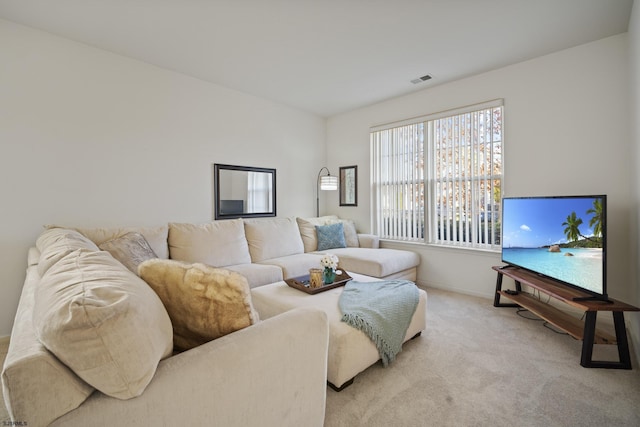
[251, 272, 427, 391]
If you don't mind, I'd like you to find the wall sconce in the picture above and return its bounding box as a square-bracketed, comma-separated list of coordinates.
[316, 167, 338, 216]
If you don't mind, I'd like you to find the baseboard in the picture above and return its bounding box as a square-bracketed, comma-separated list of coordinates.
[627, 316, 640, 369]
[420, 281, 494, 300]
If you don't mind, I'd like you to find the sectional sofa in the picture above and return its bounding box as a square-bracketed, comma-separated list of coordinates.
[165, 215, 419, 286]
[2, 216, 420, 426]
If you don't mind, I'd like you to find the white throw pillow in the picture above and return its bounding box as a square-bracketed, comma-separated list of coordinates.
[296, 216, 339, 252]
[33, 249, 174, 400]
[330, 218, 360, 248]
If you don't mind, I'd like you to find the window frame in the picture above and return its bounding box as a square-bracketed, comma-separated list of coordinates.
[370, 99, 503, 251]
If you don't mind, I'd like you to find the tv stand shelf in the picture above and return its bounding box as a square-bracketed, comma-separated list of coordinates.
[496, 291, 616, 344]
[493, 266, 639, 369]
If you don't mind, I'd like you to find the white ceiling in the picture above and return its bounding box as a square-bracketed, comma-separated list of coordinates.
[0, 0, 634, 117]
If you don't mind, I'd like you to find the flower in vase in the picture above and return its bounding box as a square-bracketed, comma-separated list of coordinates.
[320, 253, 339, 271]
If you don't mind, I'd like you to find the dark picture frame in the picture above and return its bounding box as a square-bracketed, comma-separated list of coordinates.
[339, 165, 357, 207]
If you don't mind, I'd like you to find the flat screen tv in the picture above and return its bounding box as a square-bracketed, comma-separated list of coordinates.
[501, 195, 607, 301]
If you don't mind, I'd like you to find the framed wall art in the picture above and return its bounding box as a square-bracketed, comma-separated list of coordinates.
[339, 165, 357, 207]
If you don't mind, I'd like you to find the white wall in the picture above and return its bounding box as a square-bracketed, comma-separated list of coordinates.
[1, 16, 637, 357]
[326, 34, 633, 305]
[629, 0, 640, 365]
[0, 19, 326, 336]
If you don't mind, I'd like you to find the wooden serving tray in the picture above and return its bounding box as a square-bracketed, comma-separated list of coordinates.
[285, 270, 353, 294]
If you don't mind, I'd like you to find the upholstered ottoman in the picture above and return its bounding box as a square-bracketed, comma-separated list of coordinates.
[251, 272, 427, 391]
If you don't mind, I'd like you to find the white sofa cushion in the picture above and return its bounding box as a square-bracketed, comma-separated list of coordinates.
[257, 253, 325, 280]
[36, 228, 100, 276]
[225, 263, 284, 288]
[321, 248, 420, 278]
[168, 220, 251, 267]
[244, 217, 304, 262]
[33, 249, 174, 400]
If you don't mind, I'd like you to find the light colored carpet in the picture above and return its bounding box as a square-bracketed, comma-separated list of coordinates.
[324, 288, 640, 427]
[1, 288, 639, 426]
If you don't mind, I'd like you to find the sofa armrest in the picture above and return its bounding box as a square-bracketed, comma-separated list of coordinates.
[357, 233, 380, 249]
[51, 307, 329, 427]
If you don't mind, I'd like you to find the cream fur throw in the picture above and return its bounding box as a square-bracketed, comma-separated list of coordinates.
[138, 259, 259, 351]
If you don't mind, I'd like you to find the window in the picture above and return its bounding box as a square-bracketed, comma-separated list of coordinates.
[247, 171, 273, 213]
[371, 100, 503, 250]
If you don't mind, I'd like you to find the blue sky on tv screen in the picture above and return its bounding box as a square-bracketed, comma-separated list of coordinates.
[502, 197, 600, 248]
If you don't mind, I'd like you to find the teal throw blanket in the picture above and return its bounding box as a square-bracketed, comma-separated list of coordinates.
[339, 280, 419, 366]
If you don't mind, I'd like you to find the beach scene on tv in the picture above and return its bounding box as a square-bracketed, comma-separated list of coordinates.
[502, 197, 604, 294]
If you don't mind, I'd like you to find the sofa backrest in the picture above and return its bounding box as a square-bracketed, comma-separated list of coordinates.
[168, 219, 252, 267]
[243, 217, 304, 262]
[67, 224, 170, 259]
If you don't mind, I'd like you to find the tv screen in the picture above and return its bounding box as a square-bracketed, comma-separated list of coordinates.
[501, 195, 606, 299]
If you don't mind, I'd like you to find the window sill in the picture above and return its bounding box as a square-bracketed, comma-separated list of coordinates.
[379, 238, 500, 255]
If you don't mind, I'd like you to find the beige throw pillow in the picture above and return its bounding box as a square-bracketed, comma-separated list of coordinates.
[296, 215, 339, 252]
[330, 218, 360, 247]
[34, 249, 174, 400]
[99, 231, 157, 274]
[138, 259, 260, 351]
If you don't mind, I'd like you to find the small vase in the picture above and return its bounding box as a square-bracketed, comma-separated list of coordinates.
[323, 267, 336, 285]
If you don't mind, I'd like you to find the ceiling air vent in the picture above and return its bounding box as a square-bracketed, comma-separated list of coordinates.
[411, 74, 432, 84]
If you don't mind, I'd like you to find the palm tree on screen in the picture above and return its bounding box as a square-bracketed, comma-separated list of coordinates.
[562, 212, 583, 242]
[586, 198, 603, 238]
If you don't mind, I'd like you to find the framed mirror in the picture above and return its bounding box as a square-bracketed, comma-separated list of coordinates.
[339, 165, 357, 207]
[213, 164, 277, 220]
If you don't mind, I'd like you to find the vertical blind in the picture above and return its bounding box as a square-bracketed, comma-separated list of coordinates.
[371, 123, 425, 241]
[371, 100, 503, 249]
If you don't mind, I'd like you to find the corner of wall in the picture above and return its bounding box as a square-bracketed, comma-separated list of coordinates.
[628, 0, 640, 368]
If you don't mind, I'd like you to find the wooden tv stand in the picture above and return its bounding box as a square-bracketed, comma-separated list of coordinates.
[493, 265, 639, 369]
